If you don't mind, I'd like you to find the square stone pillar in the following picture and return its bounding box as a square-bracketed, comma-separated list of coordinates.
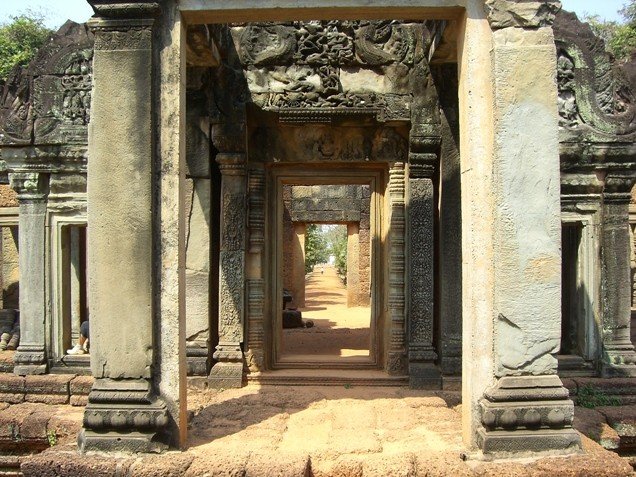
[9, 172, 49, 376]
[600, 173, 636, 376]
[346, 223, 360, 307]
[460, 0, 580, 455]
[291, 223, 306, 308]
[208, 153, 246, 389]
[80, 0, 181, 453]
[406, 155, 441, 389]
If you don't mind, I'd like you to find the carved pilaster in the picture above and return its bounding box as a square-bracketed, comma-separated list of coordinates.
[246, 166, 265, 371]
[478, 376, 581, 454]
[407, 154, 441, 388]
[600, 173, 636, 376]
[209, 153, 246, 388]
[9, 173, 49, 375]
[79, 378, 169, 453]
[387, 162, 407, 375]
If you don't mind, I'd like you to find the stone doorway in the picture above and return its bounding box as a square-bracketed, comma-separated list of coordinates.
[268, 171, 385, 370]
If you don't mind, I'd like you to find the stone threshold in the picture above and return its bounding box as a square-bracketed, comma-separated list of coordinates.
[16, 437, 635, 477]
[247, 368, 409, 386]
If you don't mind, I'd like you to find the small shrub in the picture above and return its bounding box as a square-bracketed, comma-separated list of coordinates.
[577, 385, 621, 408]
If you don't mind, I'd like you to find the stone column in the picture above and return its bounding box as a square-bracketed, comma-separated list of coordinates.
[600, 173, 636, 376]
[70, 227, 82, 346]
[406, 156, 441, 389]
[10, 172, 48, 376]
[208, 154, 246, 389]
[80, 2, 170, 453]
[462, 2, 581, 454]
[291, 223, 306, 308]
[387, 162, 407, 375]
[246, 165, 265, 371]
[346, 223, 360, 307]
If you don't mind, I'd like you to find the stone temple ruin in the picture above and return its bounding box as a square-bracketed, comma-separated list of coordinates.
[0, 0, 634, 460]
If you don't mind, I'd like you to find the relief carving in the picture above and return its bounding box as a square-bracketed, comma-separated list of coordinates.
[240, 24, 296, 66]
[554, 11, 636, 138]
[222, 192, 246, 251]
[231, 21, 421, 120]
[408, 178, 435, 351]
[219, 251, 244, 343]
[93, 26, 152, 51]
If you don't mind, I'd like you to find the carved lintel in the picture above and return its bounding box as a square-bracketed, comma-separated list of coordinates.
[79, 378, 169, 453]
[87, 1, 161, 19]
[9, 172, 49, 202]
[478, 375, 581, 455]
[485, 0, 561, 30]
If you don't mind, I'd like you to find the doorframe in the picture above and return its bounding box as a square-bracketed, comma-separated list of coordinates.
[266, 164, 387, 370]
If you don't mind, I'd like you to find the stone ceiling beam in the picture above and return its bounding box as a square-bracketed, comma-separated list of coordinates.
[180, 1, 465, 23]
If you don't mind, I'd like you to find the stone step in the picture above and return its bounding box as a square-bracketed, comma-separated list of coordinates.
[248, 369, 409, 386]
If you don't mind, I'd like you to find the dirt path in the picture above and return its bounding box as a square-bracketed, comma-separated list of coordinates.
[282, 265, 371, 360]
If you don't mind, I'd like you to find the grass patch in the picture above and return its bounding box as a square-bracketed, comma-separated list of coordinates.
[577, 385, 621, 409]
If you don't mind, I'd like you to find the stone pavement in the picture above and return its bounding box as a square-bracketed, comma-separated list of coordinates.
[6, 384, 635, 476]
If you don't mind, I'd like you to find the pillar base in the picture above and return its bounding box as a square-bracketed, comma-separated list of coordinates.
[408, 362, 442, 389]
[208, 344, 244, 389]
[79, 379, 169, 453]
[13, 345, 47, 376]
[602, 343, 636, 377]
[78, 430, 167, 454]
[186, 344, 209, 376]
[208, 361, 244, 389]
[478, 375, 581, 456]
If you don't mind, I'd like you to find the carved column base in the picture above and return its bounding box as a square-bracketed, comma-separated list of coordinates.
[601, 342, 636, 377]
[245, 349, 264, 373]
[78, 378, 169, 454]
[208, 343, 244, 389]
[186, 344, 209, 376]
[409, 363, 442, 389]
[409, 345, 441, 389]
[387, 351, 407, 376]
[478, 376, 581, 455]
[13, 344, 47, 376]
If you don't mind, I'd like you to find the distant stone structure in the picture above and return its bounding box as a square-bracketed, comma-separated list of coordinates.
[282, 184, 371, 308]
[0, 0, 634, 459]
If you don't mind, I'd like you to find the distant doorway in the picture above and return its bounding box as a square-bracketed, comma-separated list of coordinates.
[270, 170, 383, 369]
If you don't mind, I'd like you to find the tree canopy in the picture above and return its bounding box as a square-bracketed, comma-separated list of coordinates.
[0, 13, 53, 81]
[585, 1, 636, 62]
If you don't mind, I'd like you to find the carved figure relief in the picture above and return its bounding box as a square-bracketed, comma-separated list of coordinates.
[554, 11, 636, 138]
[232, 21, 423, 119]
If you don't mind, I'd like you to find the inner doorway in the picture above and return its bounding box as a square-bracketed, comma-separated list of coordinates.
[271, 171, 384, 369]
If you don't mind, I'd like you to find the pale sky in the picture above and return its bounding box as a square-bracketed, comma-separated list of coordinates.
[0, 0, 628, 29]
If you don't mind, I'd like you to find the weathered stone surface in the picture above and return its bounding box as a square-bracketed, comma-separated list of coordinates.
[69, 376, 93, 396]
[485, 0, 561, 30]
[573, 406, 620, 450]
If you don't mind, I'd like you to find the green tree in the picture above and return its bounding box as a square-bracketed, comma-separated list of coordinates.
[585, 1, 636, 62]
[323, 224, 348, 278]
[0, 13, 53, 80]
[304, 224, 329, 274]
